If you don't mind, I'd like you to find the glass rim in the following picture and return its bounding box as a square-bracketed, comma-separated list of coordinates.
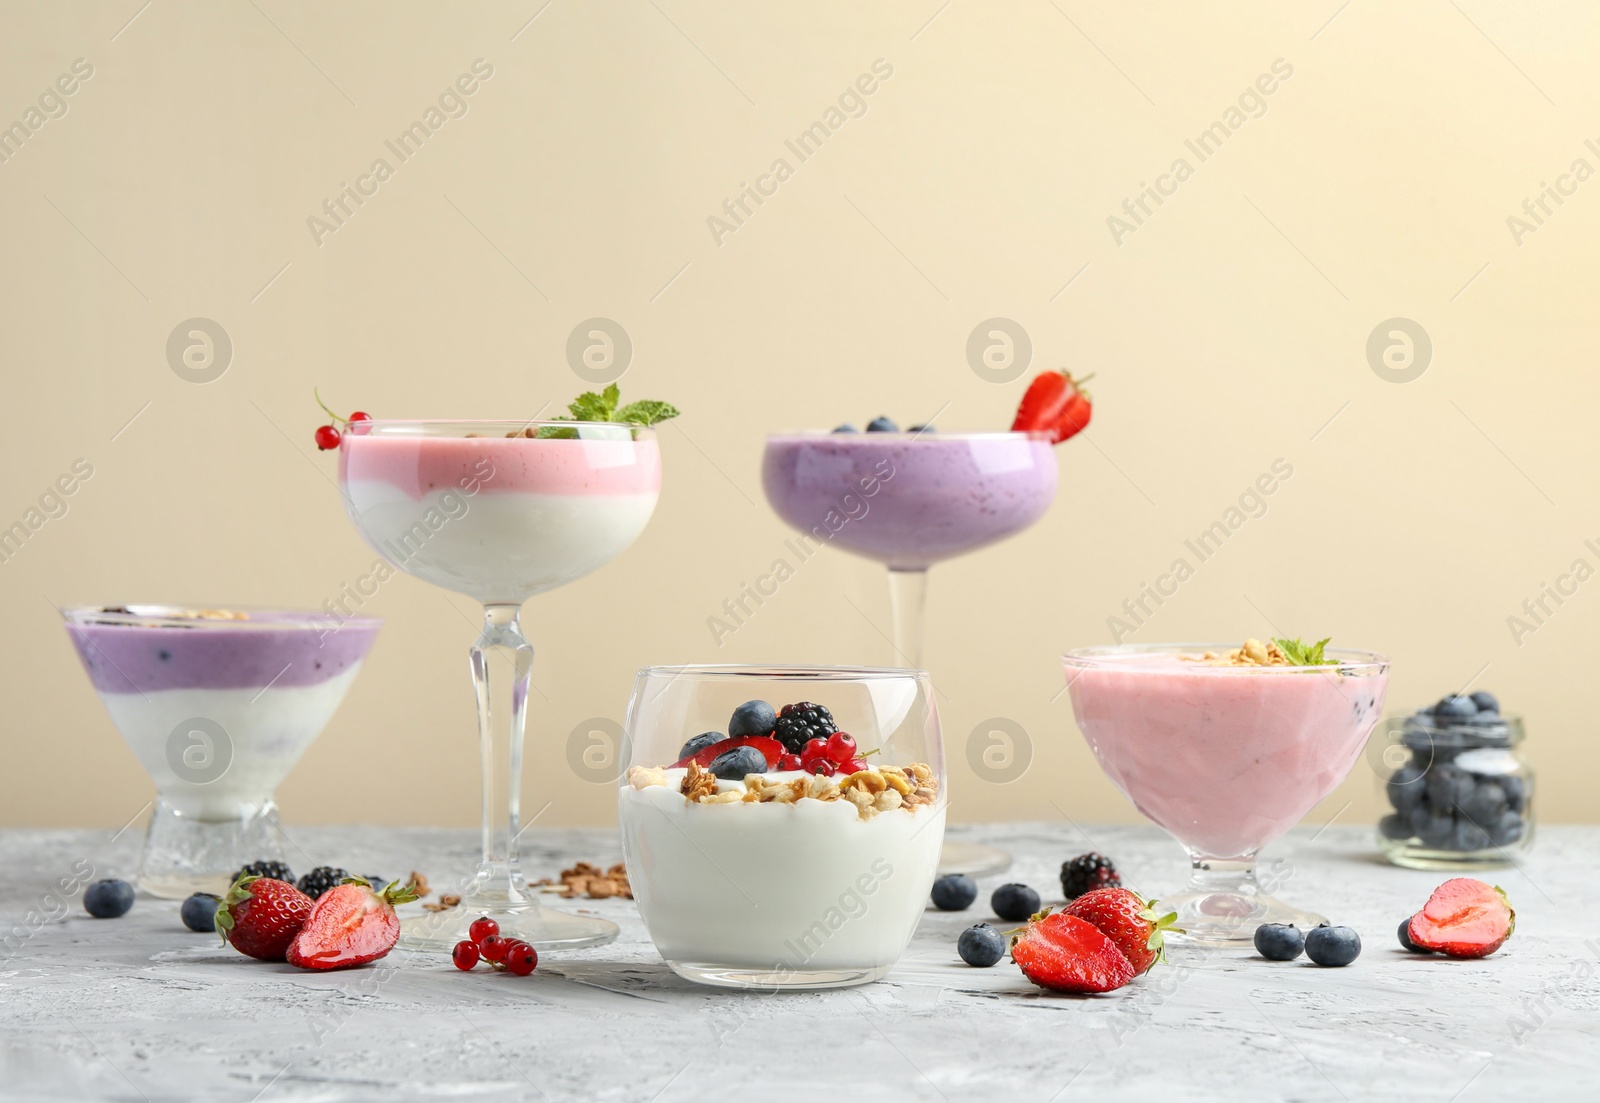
[342, 419, 656, 434]
[635, 663, 929, 680]
[765, 429, 1051, 442]
[1062, 641, 1389, 672]
[60, 604, 381, 631]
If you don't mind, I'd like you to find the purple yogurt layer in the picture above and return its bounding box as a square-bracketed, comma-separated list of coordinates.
[762, 434, 1058, 570]
[65, 611, 380, 695]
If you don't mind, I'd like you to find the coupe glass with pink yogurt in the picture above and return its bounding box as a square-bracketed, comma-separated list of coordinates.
[339, 420, 660, 952]
[1064, 642, 1389, 942]
[762, 430, 1058, 877]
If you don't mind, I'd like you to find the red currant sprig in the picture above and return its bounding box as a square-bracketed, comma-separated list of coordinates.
[313, 388, 371, 451]
[452, 915, 538, 977]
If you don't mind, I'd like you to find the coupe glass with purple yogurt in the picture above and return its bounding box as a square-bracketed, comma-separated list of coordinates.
[63, 605, 380, 898]
[761, 429, 1058, 875]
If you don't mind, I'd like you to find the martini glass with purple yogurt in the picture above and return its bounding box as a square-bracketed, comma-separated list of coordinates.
[762, 428, 1059, 874]
[63, 605, 380, 898]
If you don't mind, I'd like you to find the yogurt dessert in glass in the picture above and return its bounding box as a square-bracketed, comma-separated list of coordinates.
[1064, 639, 1389, 943]
[761, 430, 1056, 877]
[63, 605, 380, 898]
[338, 419, 660, 951]
[620, 666, 945, 989]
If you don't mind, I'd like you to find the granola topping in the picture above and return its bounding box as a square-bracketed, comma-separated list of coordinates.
[649, 761, 939, 821]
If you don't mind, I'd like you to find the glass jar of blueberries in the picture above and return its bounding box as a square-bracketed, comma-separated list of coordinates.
[1374, 690, 1533, 870]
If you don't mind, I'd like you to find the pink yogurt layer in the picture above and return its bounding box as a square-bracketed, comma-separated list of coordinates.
[339, 432, 661, 500]
[1068, 653, 1388, 859]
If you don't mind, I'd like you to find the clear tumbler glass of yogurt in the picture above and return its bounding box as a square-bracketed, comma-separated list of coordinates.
[620, 666, 945, 989]
[1064, 641, 1389, 943]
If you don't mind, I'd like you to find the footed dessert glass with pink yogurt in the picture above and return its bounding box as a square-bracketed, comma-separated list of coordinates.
[63, 605, 380, 899]
[1064, 641, 1389, 943]
[339, 420, 660, 952]
[762, 430, 1056, 877]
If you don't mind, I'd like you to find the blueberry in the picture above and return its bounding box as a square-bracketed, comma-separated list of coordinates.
[1453, 818, 1493, 851]
[1386, 764, 1426, 813]
[1466, 711, 1509, 729]
[1433, 695, 1478, 721]
[907, 424, 935, 433]
[1411, 806, 1455, 849]
[1398, 918, 1430, 953]
[831, 423, 859, 433]
[707, 745, 766, 780]
[677, 732, 724, 760]
[1468, 691, 1500, 714]
[957, 923, 1006, 967]
[990, 883, 1041, 922]
[1500, 775, 1527, 813]
[1489, 810, 1526, 846]
[1304, 924, 1361, 966]
[83, 879, 135, 918]
[1459, 779, 1508, 825]
[727, 700, 777, 740]
[1253, 923, 1305, 961]
[1425, 765, 1474, 812]
[180, 893, 219, 932]
[865, 417, 899, 432]
[1378, 813, 1412, 840]
[930, 874, 978, 911]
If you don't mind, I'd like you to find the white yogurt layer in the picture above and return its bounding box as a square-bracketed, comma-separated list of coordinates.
[341, 483, 658, 604]
[96, 665, 362, 819]
[619, 772, 944, 973]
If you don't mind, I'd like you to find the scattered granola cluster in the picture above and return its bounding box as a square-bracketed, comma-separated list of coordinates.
[534, 862, 632, 900]
[1183, 637, 1336, 669]
[628, 760, 939, 822]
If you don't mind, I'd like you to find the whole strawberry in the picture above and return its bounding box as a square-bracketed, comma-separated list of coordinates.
[1010, 909, 1136, 994]
[287, 878, 419, 970]
[1063, 887, 1179, 976]
[216, 875, 314, 961]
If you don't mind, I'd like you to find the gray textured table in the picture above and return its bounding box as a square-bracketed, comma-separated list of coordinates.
[2, 823, 1596, 1102]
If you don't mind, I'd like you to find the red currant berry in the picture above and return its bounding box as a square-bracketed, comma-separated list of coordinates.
[349, 411, 370, 423]
[348, 411, 372, 435]
[806, 758, 835, 776]
[469, 916, 499, 946]
[825, 732, 857, 764]
[776, 753, 803, 771]
[839, 758, 869, 774]
[451, 940, 480, 971]
[479, 934, 508, 963]
[315, 424, 341, 451]
[800, 738, 829, 764]
[504, 941, 538, 976]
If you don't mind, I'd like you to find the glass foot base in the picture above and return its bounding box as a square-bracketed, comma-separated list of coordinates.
[400, 902, 618, 953]
[138, 798, 288, 899]
[937, 840, 1012, 878]
[1164, 889, 1326, 945]
[667, 961, 891, 990]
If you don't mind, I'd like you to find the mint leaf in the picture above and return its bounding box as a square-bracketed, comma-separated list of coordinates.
[566, 383, 620, 422]
[614, 399, 680, 426]
[535, 424, 578, 439]
[1274, 637, 1334, 666]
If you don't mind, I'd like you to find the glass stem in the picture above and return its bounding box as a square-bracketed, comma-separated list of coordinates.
[466, 602, 534, 907]
[886, 567, 928, 668]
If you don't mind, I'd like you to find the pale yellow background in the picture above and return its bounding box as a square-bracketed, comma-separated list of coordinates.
[3, 1, 1595, 832]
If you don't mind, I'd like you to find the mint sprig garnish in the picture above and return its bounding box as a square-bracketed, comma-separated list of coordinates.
[536, 384, 681, 438]
[1274, 637, 1334, 666]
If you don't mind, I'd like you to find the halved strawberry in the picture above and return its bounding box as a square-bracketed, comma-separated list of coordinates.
[1010, 369, 1093, 444]
[216, 875, 313, 961]
[670, 734, 784, 770]
[1407, 878, 1515, 959]
[1063, 887, 1178, 975]
[286, 877, 420, 970]
[1010, 909, 1136, 994]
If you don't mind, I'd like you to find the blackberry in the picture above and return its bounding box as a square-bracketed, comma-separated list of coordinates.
[296, 866, 352, 899]
[772, 702, 837, 754]
[1060, 852, 1121, 899]
[233, 860, 294, 884]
